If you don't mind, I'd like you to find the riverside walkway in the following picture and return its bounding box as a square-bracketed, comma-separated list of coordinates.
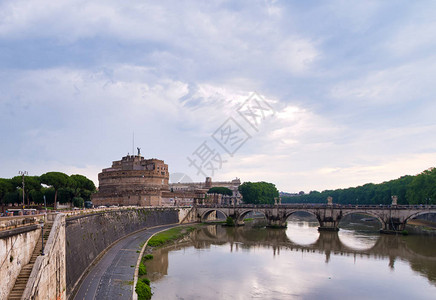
[73, 224, 179, 300]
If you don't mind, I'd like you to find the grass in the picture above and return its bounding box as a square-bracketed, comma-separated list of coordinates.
[123, 280, 134, 286]
[147, 226, 196, 247]
[201, 220, 226, 224]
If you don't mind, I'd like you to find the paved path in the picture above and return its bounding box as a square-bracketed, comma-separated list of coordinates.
[73, 224, 179, 300]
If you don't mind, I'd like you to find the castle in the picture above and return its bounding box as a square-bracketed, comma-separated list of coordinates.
[92, 153, 241, 206]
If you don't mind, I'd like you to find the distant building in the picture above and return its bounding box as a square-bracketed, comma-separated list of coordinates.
[92, 154, 242, 206]
[92, 154, 169, 206]
[166, 177, 242, 205]
[279, 191, 302, 197]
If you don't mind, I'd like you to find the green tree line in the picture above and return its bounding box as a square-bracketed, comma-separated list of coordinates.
[282, 167, 436, 205]
[0, 171, 96, 208]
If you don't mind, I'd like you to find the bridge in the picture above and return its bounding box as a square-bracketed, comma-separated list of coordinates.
[194, 203, 436, 233]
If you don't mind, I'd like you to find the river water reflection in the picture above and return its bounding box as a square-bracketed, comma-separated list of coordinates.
[145, 220, 436, 299]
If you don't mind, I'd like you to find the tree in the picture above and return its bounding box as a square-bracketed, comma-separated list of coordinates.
[280, 167, 436, 205]
[42, 187, 56, 206]
[10, 175, 42, 205]
[406, 168, 436, 204]
[29, 190, 44, 204]
[238, 182, 279, 204]
[40, 172, 69, 209]
[3, 191, 20, 204]
[207, 187, 233, 196]
[57, 187, 75, 204]
[73, 197, 84, 208]
[69, 174, 96, 201]
[0, 178, 14, 204]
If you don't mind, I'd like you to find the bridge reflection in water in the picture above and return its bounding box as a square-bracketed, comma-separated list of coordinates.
[145, 223, 436, 286]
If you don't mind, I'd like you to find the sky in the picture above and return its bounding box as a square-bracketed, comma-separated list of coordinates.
[1, 0, 436, 193]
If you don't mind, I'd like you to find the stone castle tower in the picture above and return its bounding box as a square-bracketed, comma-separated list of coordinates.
[92, 154, 169, 206]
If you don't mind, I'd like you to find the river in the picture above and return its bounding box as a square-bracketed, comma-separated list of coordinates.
[144, 217, 436, 299]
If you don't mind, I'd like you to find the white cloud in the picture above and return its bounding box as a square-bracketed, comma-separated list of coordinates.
[1, 0, 436, 195]
[329, 56, 436, 105]
[274, 38, 320, 74]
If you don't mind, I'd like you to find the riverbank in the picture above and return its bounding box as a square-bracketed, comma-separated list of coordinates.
[134, 223, 200, 300]
[147, 225, 197, 247]
[406, 219, 436, 236]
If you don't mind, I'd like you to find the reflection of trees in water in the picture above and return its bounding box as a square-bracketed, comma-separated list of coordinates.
[146, 225, 436, 285]
[402, 235, 436, 285]
[410, 260, 436, 284]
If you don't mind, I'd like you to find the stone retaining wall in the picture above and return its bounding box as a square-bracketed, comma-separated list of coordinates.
[0, 214, 45, 231]
[23, 213, 66, 300]
[0, 224, 41, 300]
[65, 208, 179, 297]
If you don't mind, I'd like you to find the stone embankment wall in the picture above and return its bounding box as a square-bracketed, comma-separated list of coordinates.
[0, 214, 45, 231]
[65, 208, 179, 297]
[23, 213, 67, 300]
[178, 206, 196, 223]
[0, 223, 41, 300]
[416, 213, 436, 223]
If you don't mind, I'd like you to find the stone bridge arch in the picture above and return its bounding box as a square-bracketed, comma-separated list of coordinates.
[284, 210, 320, 225]
[236, 209, 267, 223]
[404, 210, 436, 223]
[340, 210, 385, 230]
[200, 209, 228, 222]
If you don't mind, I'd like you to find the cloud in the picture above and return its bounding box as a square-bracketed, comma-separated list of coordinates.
[329, 57, 436, 106]
[1, 0, 436, 194]
[274, 37, 320, 74]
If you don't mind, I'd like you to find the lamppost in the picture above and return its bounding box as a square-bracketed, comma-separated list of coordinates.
[18, 170, 28, 208]
[39, 219, 45, 255]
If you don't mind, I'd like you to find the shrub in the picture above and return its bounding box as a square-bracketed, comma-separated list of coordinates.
[143, 254, 153, 261]
[135, 279, 152, 300]
[225, 216, 235, 226]
[138, 263, 147, 276]
[140, 278, 151, 286]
